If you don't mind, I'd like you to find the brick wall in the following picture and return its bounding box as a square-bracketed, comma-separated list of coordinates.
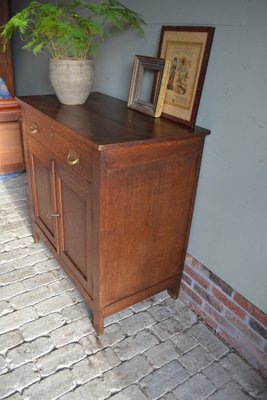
[179, 254, 267, 378]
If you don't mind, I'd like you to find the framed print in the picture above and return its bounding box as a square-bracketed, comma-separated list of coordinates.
[158, 26, 215, 127]
[128, 55, 170, 118]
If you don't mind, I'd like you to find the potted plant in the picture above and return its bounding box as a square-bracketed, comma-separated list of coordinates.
[1, 0, 145, 105]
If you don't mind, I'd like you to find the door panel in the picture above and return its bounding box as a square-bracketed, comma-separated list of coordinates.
[28, 138, 59, 249]
[56, 163, 93, 296]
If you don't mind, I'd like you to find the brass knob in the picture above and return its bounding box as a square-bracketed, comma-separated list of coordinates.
[67, 149, 80, 166]
[29, 122, 39, 135]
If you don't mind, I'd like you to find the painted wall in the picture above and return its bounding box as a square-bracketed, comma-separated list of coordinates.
[9, 0, 267, 313]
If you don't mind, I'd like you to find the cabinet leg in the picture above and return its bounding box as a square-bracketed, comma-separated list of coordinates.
[33, 230, 40, 243]
[167, 280, 181, 300]
[93, 313, 104, 336]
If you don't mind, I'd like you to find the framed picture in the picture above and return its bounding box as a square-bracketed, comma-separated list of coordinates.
[128, 55, 170, 118]
[158, 26, 215, 127]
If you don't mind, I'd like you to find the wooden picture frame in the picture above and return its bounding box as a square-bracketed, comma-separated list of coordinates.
[158, 26, 215, 127]
[127, 55, 170, 118]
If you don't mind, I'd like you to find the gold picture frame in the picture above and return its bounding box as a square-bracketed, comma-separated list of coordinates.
[158, 26, 215, 127]
[127, 55, 170, 118]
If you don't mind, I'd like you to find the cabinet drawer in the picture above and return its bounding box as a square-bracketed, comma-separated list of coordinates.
[24, 110, 93, 182]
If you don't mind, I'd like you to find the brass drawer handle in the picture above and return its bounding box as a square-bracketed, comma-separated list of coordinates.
[29, 122, 39, 135]
[67, 149, 80, 166]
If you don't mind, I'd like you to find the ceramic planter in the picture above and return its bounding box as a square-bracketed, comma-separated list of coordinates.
[49, 59, 94, 105]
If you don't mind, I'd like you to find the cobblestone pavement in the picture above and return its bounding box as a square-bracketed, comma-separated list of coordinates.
[0, 173, 266, 400]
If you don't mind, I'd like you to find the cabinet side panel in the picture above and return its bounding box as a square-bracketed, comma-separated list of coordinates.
[101, 139, 204, 305]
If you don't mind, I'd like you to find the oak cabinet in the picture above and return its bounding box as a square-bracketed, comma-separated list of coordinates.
[0, 106, 24, 175]
[19, 93, 210, 335]
[0, 1, 24, 175]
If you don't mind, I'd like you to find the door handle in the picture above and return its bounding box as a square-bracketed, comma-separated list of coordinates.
[47, 212, 60, 219]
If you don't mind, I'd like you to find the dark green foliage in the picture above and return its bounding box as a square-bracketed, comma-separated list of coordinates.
[1, 0, 145, 59]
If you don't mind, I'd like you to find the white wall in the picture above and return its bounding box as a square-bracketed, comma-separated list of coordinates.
[10, 0, 267, 313]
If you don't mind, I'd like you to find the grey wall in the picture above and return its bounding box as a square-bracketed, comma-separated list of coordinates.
[10, 0, 267, 313]
[10, 0, 54, 95]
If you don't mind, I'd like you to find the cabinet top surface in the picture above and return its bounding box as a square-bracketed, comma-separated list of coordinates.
[18, 92, 210, 148]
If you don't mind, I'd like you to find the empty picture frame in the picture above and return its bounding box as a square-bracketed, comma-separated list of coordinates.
[127, 55, 170, 118]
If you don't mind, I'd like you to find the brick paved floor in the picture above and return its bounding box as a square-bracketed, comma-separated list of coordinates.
[0, 173, 266, 400]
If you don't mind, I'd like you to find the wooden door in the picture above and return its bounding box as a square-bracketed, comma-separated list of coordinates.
[27, 138, 59, 250]
[0, 0, 15, 96]
[56, 163, 94, 297]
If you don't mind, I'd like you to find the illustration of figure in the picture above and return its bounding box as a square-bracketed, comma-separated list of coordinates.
[167, 57, 177, 90]
[174, 56, 190, 95]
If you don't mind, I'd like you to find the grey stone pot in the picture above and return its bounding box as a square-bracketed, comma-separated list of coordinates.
[49, 59, 94, 105]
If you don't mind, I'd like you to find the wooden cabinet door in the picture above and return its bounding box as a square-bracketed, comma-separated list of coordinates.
[0, 0, 15, 96]
[56, 163, 94, 297]
[27, 139, 59, 250]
